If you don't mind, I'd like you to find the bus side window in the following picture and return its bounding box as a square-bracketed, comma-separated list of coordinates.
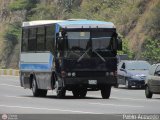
[22, 28, 28, 51]
[37, 27, 45, 51]
[28, 28, 36, 51]
[46, 26, 55, 53]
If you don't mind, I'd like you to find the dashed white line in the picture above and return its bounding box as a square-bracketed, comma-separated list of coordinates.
[0, 75, 19, 78]
[0, 104, 101, 114]
[0, 83, 21, 88]
[111, 97, 160, 102]
[4, 95, 32, 99]
[90, 103, 144, 108]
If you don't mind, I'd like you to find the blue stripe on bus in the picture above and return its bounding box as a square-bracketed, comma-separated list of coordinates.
[20, 53, 54, 71]
[49, 53, 53, 66]
[55, 24, 60, 33]
[20, 63, 51, 71]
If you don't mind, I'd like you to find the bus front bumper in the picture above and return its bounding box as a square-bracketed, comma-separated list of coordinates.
[64, 76, 117, 86]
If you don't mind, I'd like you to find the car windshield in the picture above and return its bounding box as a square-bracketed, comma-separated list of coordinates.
[126, 61, 150, 70]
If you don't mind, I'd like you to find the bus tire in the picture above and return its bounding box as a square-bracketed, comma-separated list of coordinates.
[101, 85, 111, 99]
[32, 78, 47, 97]
[57, 87, 66, 98]
[72, 88, 87, 98]
[39, 89, 47, 97]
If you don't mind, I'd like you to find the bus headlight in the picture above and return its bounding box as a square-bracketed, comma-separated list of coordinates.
[72, 72, 76, 77]
[67, 72, 71, 77]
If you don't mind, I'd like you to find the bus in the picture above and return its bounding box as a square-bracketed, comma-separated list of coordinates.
[19, 19, 122, 99]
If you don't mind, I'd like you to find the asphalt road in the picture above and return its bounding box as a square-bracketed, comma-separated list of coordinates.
[0, 75, 160, 119]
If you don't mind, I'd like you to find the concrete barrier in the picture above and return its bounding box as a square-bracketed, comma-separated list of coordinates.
[0, 69, 19, 76]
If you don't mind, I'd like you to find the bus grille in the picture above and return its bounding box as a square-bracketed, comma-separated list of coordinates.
[76, 71, 106, 77]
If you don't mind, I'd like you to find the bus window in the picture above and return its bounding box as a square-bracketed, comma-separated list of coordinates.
[37, 27, 45, 51]
[22, 28, 28, 52]
[46, 26, 55, 52]
[28, 28, 36, 51]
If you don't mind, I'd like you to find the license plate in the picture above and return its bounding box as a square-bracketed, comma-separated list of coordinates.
[88, 80, 97, 85]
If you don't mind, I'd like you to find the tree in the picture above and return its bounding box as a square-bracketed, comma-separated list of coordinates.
[142, 38, 160, 63]
[118, 36, 134, 59]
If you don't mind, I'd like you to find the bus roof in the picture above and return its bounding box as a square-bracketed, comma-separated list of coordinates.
[22, 20, 64, 27]
[57, 20, 115, 29]
[22, 20, 115, 28]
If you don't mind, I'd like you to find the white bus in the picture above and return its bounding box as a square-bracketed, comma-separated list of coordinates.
[19, 20, 122, 98]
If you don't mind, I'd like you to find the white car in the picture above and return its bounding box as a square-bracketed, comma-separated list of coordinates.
[145, 63, 160, 98]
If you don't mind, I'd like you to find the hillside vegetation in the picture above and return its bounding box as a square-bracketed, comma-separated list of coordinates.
[0, 0, 159, 68]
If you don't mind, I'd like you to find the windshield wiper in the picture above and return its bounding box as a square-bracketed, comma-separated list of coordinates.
[77, 48, 91, 62]
[95, 48, 107, 51]
[92, 50, 106, 62]
[77, 48, 106, 62]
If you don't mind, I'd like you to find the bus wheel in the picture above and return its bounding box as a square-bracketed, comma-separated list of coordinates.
[72, 88, 87, 98]
[32, 78, 47, 97]
[57, 88, 66, 98]
[101, 85, 111, 99]
[114, 83, 119, 88]
[39, 89, 47, 97]
[32, 78, 40, 97]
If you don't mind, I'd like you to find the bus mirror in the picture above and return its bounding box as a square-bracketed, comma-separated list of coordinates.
[117, 37, 122, 50]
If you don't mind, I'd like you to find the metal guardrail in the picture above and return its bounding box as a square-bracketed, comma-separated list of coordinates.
[0, 69, 19, 76]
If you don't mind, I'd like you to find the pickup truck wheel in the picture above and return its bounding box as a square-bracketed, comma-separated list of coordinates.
[145, 86, 153, 98]
[101, 85, 111, 99]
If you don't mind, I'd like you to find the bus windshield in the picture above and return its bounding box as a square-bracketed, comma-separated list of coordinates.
[67, 31, 114, 51]
[67, 32, 90, 51]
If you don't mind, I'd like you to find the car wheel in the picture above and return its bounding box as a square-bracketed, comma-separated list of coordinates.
[145, 85, 153, 98]
[125, 80, 131, 89]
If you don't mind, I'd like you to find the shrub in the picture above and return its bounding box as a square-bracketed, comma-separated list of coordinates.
[4, 22, 21, 45]
[142, 38, 160, 63]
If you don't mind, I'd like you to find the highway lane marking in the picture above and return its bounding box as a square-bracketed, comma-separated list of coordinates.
[0, 75, 19, 78]
[111, 97, 160, 102]
[4, 95, 32, 99]
[3, 93, 160, 103]
[0, 104, 102, 114]
[89, 103, 144, 108]
[0, 83, 21, 88]
[1, 83, 159, 103]
[84, 94, 160, 102]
